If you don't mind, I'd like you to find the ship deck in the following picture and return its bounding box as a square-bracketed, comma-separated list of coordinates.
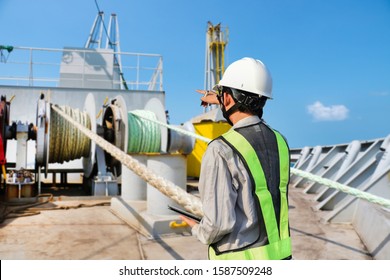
[0, 182, 372, 260]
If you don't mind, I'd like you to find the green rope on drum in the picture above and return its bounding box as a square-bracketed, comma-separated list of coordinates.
[127, 110, 161, 153]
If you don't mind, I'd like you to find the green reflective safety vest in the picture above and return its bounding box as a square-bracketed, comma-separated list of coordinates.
[208, 128, 291, 260]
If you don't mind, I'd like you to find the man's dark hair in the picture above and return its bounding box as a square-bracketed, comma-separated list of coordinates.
[224, 87, 268, 118]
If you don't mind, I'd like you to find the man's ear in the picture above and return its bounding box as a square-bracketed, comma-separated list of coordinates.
[224, 92, 235, 107]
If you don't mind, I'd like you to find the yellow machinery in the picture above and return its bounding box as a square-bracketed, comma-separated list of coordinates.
[187, 120, 230, 178]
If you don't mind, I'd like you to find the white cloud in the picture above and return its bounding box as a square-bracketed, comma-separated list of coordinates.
[307, 101, 349, 121]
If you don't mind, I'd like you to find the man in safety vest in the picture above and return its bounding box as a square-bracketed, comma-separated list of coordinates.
[180, 57, 292, 260]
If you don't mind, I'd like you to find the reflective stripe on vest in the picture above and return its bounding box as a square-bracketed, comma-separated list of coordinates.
[209, 128, 291, 260]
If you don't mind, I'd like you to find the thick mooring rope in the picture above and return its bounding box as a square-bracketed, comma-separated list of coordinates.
[290, 168, 390, 209]
[49, 105, 91, 163]
[51, 105, 203, 217]
[51, 103, 390, 213]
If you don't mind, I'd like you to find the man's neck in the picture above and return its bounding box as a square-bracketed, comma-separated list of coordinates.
[229, 111, 253, 125]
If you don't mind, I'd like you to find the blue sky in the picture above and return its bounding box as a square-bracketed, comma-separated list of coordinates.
[1, 0, 389, 148]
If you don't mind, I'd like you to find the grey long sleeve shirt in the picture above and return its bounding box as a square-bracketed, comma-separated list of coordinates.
[192, 115, 263, 253]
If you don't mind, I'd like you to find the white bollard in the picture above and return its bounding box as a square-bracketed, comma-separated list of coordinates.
[146, 154, 187, 216]
[121, 155, 147, 200]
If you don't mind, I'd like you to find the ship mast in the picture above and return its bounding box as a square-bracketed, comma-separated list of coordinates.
[204, 22, 229, 91]
[85, 11, 128, 90]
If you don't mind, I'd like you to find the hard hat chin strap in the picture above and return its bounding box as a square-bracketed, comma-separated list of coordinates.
[217, 92, 236, 126]
[221, 102, 241, 126]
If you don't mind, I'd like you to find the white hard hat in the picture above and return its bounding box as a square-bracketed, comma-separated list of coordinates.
[214, 57, 273, 99]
